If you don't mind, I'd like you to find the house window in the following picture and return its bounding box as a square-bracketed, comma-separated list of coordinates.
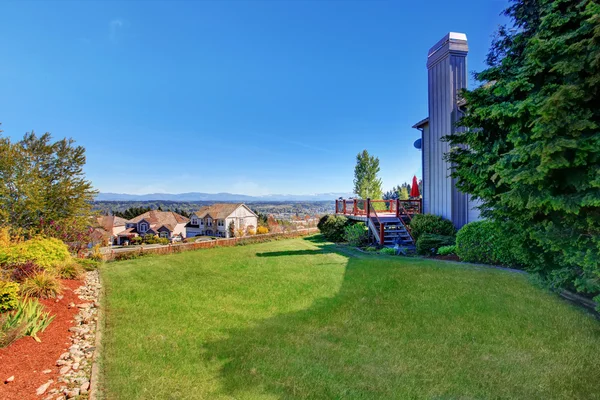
[160, 231, 168, 238]
[217, 220, 224, 227]
[139, 222, 148, 232]
[191, 217, 198, 225]
[207, 218, 212, 227]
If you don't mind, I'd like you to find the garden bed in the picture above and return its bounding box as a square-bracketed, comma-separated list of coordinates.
[0, 279, 82, 400]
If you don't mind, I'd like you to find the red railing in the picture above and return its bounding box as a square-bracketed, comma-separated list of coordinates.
[336, 198, 422, 218]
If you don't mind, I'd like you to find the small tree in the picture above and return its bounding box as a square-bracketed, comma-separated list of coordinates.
[353, 150, 383, 199]
[228, 221, 235, 238]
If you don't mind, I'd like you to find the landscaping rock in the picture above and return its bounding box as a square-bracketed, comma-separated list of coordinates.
[42, 369, 52, 374]
[36, 380, 53, 395]
[56, 270, 100, 398]
[4, 375, 14, 384]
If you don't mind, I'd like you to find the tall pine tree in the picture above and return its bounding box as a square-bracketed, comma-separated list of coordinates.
[446, 0, 600, 304]
[353, 150, 383, 199]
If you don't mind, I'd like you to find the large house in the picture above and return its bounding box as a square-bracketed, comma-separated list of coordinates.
[117, 210, 189, 244]
[412, 32, 481, 229]
[94, 215, 128, 245]
[186, 203, 258, 238]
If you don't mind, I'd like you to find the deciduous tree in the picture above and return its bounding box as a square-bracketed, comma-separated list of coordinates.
[353, 150, 383, 199]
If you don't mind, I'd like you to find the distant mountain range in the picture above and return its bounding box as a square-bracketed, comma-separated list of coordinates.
[95, 192, 353, 202]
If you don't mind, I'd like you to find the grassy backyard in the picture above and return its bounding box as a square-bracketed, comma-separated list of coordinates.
[100, 236, 600, 399]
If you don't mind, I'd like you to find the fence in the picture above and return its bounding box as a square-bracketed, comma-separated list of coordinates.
[104, 228, 320, 262]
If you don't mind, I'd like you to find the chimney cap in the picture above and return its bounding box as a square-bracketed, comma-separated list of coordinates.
[428, 32, 468, 59]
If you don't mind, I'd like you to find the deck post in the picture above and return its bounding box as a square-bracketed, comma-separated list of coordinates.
[353, 200, 357, 215]
[335, 199, 338, 214]
[379, 224, 384, 245]
[366, 198, 371, 218]
[343, 199, 347, 215]
[396, 199, 400, 218]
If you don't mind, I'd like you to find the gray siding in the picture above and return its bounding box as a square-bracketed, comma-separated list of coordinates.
[422, 124, 431, 214]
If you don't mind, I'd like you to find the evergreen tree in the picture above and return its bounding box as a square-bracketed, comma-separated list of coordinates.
[0, 128, 97, 235]
[353, 150, 383, 199]
[445, 0, 600, 304]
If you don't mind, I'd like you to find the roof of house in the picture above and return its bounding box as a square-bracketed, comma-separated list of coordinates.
[192, 203, 257, 219]
[129, 210, 189, 228]
[412, 117, 429, 129]
[97, 215, 128, 230]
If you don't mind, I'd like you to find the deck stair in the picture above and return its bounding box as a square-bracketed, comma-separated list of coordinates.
[367, 216, 415, 248]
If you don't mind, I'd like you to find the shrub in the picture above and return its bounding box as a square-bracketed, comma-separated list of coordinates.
[0, 299, 54, 347]
[455, 220, 529, 267]
[20, 272, 62, 299]
[256, 226, 269, 235]
[131, 236, 143, 245]
[157, 238, 170, 245]
[416, 234, 456, 256]
[379, 248, 396, 255]
[365, 246, 378, 252]
[409, 214, 456, 241]
[90, 244, 103, 261]
[437, 245, 457, 256]
[319, 215, 350, 242]
[247, 229, 256, 236]
[77, 258, 101, 271]
[0, 281, 20, 313]
[143, 234, 159, 244]
[0, 237, 72, 270]
[344, 223, 368, 247]
[57, 263, 84, 279]
[9, 261, 43, 283]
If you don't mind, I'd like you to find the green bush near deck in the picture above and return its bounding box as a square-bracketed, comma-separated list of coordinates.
[456, 221, 529, 268]
[409, 214, 456, 241]
[317, 215, 350, 242]
[437, 245, 457, 256]
[344, 223, 368, 247]
[416, 234, 456, 255]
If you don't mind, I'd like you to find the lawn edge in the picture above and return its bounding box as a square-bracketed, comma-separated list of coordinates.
[89, 267, 105, 400]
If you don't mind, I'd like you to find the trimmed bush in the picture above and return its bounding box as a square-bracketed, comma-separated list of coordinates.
[21, 272, 62, 299]
[437, 245, 456, 256]
[0, 281, 20, 312]
[379, 248, 396, 255]
[344, 223, 368, 247]
[256, 226, 269, 235]
[416, 234, 456, 256]
[409, 214, 456, 241]
[0, 237, 72, 270]
[319, 215, 350, 242]
[455, 220, 529, 267]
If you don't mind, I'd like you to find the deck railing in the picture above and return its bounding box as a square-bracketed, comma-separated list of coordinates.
[336, 198, 422, 218]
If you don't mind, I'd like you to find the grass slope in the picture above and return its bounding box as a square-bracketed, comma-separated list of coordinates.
[101, 236, 600, 399]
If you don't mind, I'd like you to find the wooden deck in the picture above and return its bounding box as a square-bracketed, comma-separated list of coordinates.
[335, 198, 422, 246]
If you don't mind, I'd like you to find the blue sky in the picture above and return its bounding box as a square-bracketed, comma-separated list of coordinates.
[0, 0, 508, 196]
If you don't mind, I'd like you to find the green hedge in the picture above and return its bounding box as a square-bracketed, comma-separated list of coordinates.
[455, 221, 528, 268]
[416, 234, 456, 255]
[344, 223, 368, 247]
[409, 214, 456, 241]
[318, 215, 350, 242]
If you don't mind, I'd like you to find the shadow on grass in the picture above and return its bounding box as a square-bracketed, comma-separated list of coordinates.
[256, 249, 331, 257]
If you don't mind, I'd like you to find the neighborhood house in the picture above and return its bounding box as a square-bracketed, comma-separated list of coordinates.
[186, 203, 258, 238]
[117, 210, 189, 244]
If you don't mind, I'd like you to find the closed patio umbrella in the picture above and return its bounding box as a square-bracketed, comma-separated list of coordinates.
[410, 175, 420, 198]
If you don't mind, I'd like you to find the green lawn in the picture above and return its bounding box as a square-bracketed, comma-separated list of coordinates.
[100, 236, 600, 399]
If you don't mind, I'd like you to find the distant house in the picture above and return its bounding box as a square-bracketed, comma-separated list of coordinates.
[186, 203, 258, 238]
[117, 210, 189, 244]
[95, 215, 128, 245]
[411, 32, 480, 229]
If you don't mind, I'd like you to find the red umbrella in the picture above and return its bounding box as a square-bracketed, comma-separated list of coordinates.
[410, 175, 420, 198]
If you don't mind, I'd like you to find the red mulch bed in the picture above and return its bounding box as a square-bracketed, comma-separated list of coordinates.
[0, 279, 83, 400]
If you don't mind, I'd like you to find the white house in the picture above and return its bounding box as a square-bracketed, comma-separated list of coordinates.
[117, 210, 189, 244]
[412, 32, 481, 229]
[186, 203, 258, 238]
